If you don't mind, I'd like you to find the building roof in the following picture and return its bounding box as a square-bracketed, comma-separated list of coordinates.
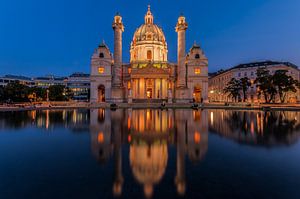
[69, 72, 90, 78]
[233, 61, 299, 70]
[3, 75, 32, 81]
[210, 61, 299, 78]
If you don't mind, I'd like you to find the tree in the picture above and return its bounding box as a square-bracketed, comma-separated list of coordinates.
[254, 68, 276, 103]
[240, 77, 251, 102]
[223, 78, 241, 102]
[0, 86, 4, 102]
[273, 70, 298, 103]
[48, 85, 73, 101]
[3, 82, 30, 102]
[28, 87, 47, 102]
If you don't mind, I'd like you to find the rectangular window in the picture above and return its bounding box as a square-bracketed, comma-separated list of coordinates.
[194, 68, 201, 75]
[127, 81, 131, 89]
[98, 67, 105, 74]
[147, 50, 152, 60]
[128, 67, 132, 74]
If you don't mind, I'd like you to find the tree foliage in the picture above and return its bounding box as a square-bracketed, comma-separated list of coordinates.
[0, 83, 74, 103]
[223, 78, 242, 102]
[240, 77, 251, 102]
[3, 82, 30, 102]
[48, 85, 73, 101]
[272, 70, 298, 103]
[254, 68, 277, 103]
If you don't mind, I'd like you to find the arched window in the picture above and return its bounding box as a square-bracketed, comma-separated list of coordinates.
[147, 50, 152, 60]
[99, 53, 104, 58]
[195, 54, 200, 59]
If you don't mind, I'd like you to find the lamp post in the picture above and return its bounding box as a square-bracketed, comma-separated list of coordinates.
[46, 89, 49, 102]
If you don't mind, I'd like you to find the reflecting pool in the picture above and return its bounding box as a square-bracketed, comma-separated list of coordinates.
[0, 109, 300, 199]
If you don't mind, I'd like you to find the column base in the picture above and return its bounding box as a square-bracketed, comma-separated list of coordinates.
[174, 87, 192, 103]
[109, 87, 125, 103]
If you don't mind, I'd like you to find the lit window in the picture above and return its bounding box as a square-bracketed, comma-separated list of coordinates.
[98, 67, 104, 74]
[127, 81, 131, 89]
[194, 68, 201, 75]
[128, 67, 132, 74]
[147, 50, 152, 60]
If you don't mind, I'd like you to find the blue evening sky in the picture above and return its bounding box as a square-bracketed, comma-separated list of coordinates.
[0, 0, 299, 77]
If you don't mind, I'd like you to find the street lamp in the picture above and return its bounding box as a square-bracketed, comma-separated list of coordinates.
[46, 89, 49, 102]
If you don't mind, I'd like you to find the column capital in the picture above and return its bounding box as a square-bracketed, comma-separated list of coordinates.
[175, 16, 188, 32]
[113, 14, 124, 32]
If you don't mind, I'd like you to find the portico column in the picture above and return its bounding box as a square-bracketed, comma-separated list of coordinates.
[137, 79, 140, 99]
[154, 79, 156, 99]
[160, 78, 163, 99]
[144, 78, 147, 99]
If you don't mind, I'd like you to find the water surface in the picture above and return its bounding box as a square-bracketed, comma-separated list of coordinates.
[0, 109, 299, 199]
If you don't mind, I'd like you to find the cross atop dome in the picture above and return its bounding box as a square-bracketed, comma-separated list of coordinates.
[145, 5, 153, 24]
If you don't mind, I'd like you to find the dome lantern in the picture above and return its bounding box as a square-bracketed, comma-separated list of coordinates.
[145, 5, 153, 24]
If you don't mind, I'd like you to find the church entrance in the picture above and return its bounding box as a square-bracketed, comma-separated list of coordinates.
[146, 79, 154, 99]
[146, 88, 153, 99]
[193, 85, 202, 103]
[98, 85, 105, 102]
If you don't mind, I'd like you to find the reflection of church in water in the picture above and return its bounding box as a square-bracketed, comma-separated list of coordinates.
[90, 109, 208, 198]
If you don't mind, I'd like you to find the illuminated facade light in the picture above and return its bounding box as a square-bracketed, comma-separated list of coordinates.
[98, 67, 105, 74]
[194, 68, 201, 75]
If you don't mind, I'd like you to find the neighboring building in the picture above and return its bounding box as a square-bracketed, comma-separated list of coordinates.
[67, 73, 90, 101]
[0, 73, 90, 101]
[208, 61, 300, 103]
[90, 6, 208, 103]
[0, 75, 35, 87]
[34, 75, 67, 88]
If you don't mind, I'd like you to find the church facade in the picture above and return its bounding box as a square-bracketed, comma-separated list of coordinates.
[90, 6, 208, 103]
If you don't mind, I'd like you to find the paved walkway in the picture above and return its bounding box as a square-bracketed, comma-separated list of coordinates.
[1, 102, 300, 111]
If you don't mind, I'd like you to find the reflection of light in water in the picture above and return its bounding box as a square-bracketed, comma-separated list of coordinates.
[193, 110, 201, 121]
[31, 110, 36, 121]
[250, 121, 254, 134]
[72, 110, 77, 123]
[98, 109, 105, 122]
[210, 112, 214, 126]
[98, 132, 104, 143]
[194, 131, 201, 143]
[128, 135, 131, 142]
[256, 113, 260, 134]
[46, 110, 49, 129]
[131, 110, 170, 133]
[62, 110, 66, 121]
[127, 117, 131, 130]
[221, 111, 224, 120]
[130, 141, 168, 198]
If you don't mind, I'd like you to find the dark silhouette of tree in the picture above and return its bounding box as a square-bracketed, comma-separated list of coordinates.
[0, 86, 4, 102]
[3, 82, 30, 102]
[48, 85, 73, 101]
[223, 78, 241, 102]
[272, 70, 298, 103]
[240, 77, 251, 102]
[254, 68, 276, 103]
